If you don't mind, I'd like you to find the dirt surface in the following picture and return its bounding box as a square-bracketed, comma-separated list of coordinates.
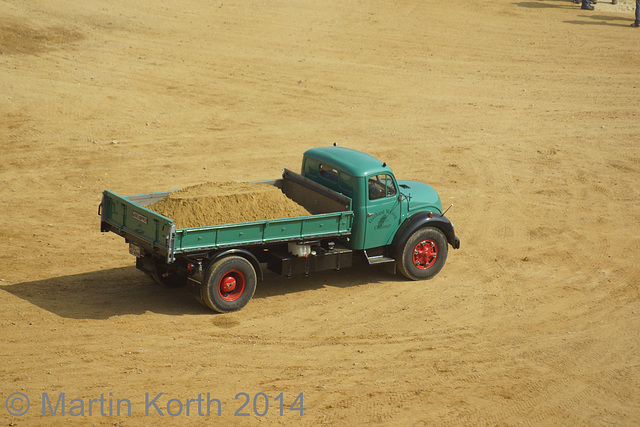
[147, 182, 310, 228]
[1, 0, 639, 425]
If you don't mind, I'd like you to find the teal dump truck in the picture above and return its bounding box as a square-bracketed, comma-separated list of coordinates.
[100, 146, 460, 312]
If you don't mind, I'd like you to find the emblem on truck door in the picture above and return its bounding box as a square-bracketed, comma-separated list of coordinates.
[132, 211, 148, 224]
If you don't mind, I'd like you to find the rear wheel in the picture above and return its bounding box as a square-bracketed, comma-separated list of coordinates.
[201, 256, 257, 313]
[397, 227, 448, 280]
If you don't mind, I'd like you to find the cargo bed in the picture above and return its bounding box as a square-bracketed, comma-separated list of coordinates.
[100, 169, 354, 263]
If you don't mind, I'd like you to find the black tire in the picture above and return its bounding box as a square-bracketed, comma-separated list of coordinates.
[397, 227, 448, 281]
[150, 262, 187, 288]
[201, 256, 257, 313]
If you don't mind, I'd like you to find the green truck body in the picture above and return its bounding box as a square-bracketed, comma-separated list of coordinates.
[100, 146, 460, 312]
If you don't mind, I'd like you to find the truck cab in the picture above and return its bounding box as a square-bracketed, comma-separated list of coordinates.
[301, 146, 456, 253]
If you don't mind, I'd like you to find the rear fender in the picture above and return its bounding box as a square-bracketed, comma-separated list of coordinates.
[204, 249, 263, 281]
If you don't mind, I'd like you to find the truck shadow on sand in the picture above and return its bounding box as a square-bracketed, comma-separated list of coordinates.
[1, 259, 394, 320]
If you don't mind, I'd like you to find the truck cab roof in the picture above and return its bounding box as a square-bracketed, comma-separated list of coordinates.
[303, 146, 391, 177]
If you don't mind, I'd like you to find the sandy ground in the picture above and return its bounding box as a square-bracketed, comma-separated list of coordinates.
[1, 0, 639, 425]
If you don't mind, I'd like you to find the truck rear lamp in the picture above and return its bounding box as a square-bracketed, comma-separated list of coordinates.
[187, 263, 195, 272]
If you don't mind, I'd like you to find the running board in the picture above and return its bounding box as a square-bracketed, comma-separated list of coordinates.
[363, 250, 395, 265]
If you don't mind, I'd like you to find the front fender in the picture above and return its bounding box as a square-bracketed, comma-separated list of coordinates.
[391, 212, 460, 259]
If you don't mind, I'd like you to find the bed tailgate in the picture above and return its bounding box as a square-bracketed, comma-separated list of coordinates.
[99, 190, 176, 261]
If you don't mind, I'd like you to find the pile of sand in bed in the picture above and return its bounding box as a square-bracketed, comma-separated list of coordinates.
[146, 181, 310, 228]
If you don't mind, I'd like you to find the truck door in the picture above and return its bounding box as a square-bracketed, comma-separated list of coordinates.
[364, 174, 401, 248]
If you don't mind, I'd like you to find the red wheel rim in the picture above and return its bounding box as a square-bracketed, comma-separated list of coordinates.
[412, 239, 438, 269]
[218, 270, 246, 301]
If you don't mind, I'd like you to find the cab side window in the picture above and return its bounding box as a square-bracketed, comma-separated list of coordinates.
[368, 174, 396, 200]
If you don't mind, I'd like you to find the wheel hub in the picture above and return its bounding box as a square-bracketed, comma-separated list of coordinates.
[218, 270, 246, 301]
[220, 276, 237, 293]
[413, 239, 438, 269]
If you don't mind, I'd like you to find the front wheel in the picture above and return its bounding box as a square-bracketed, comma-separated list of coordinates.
[397, 227, 448, 280]
[201, 256, 257, 313]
